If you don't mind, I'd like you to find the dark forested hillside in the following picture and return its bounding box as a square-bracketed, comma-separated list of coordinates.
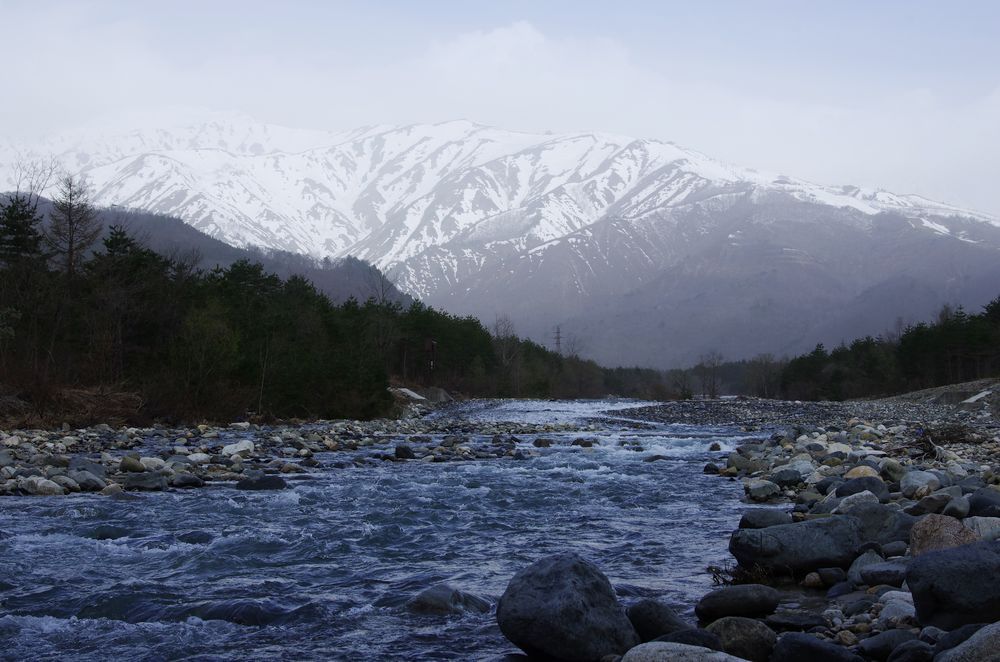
[0, 186, 665, 424]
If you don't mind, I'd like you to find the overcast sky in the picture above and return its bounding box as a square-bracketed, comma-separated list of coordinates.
[3, 0, 998, 214]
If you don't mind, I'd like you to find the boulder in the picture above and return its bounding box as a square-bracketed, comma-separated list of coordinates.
[836, 476, 889, 502]
[885, 640, 934, 662]
[859, 560, 909, 587]
[746, 479, 780, 502]
[124, 472, 167, 490]
[847, 549, 884, 585]
[171, 473, 204, 488]
[879, 458, 906, 483]
[406, 583, 490, 614]
[394, 445, 416, 459]
[764, 611, 827, 631]
[906, 540, 1000, 629]
[139, 457, 166, 471]
[833, 490, 881, 514]
[848, 503, 917, 546]
[857, 629, 918, 660]
[694, 585, 780, 621]
[653, 628, 723, 651]
[21, 475, 64, 496]
[845, 466, 879, 479]
[969, 488, 1000, 517]
[934, 623, 1000, 661]
[119, 455, 145, 472]
[909, 514, 980, 555]
[68, 469, 106, 491]
[942, 496, 970, 519]
[496, 553, 640, 660]
[738, 509, 792, 529]
[235, 472, 288, 490]
[626, 599, 689, 641]
[221, 440, 254, 456]
[901, 471, 941, 499]
[770, 468, 803, 487]
[962, 516, 1000, 541]
[50, 475, 80, 492]
[704, 616, 776, 662]
[932, 624, 987, 656]
[620, 642, 743, 661]
[770, 632, 865, 662]
[729, 516, 862, 573]
[68, 456, 106, 478]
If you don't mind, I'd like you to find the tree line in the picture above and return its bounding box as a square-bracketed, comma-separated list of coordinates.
[0, 176, 666, 424]
[780, 300, 1000, 400]
[663, 298, 1000, 402]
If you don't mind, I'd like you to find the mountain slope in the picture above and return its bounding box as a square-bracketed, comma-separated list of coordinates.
[4, 115, 998, 366]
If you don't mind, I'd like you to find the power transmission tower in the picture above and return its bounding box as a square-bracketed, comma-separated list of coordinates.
[554, 325, 562, 355]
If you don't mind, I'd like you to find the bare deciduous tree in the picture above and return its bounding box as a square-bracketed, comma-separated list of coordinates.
[492, 314, 521, 394]
[696, 350, 724, 398]
[44, 175, 101, 278]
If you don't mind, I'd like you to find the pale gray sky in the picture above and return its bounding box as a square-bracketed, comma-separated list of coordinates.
[3, 0, 998, 214]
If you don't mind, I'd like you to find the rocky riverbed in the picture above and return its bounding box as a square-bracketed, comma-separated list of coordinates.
[0, 405, 590, 497]
[491, 393, 1000, 661]
[2, 394, 999, 661]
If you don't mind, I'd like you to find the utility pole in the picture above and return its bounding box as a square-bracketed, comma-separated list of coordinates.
[554, 325, 562, 355]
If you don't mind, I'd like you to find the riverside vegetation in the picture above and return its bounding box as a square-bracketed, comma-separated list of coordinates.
[0, 180, 665, 427]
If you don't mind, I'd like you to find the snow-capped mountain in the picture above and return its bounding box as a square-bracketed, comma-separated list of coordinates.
[4, 114, 999, 366]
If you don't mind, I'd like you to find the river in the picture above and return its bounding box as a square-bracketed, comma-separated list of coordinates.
[0, 399, 757, 660]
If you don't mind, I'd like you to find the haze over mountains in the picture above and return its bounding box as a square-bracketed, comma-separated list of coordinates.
[4, 114, 999, 367]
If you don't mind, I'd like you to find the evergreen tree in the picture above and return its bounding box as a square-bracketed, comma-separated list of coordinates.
[0, 193, 45, 265]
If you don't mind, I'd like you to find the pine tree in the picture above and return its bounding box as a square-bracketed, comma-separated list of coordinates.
[44, 175, 101, 277]
[0, 193, 44, 265]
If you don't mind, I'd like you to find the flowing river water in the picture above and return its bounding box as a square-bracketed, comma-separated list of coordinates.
[0, 399, 758, 660]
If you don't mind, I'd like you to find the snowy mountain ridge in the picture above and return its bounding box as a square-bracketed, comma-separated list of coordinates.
[2, 115, 993, 282]
[4, 115, 1000, 366]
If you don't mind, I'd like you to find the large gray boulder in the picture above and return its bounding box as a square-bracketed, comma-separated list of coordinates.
[621, 642, 744, 661]
[906, 540, 1000, 629]
[738, 509, 792, 529]
[770, 632, 865, 662]
[934, 622, 1000, 662]
[626, 599, 689, 641]
[847, 549, 884, 585]
[694, 584, 780, 621]
[968, 488, 1000, 517]
[836, 476, 889, 502]
[704, 616, 776, 662]
[848, 502, 917, 546]
[729, 516, 862, 573]
[406, 583, 490, 615]
[496, 553, 640, 660]
[900, 471, 941, 499]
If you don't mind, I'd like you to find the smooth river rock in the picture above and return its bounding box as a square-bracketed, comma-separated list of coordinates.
[770, 632, 864, 662]
[695, 584, 780, 621]
[406, 583, 490, 614]
[934, 622, 1000, 662]
[621, 642, 744, 661]
[496, 553, 640, 660]
[704, 616, 776, 662]
[729, 516, 862, 573]
[906, 540, 1000, 629]
[626, 599, 689, 641]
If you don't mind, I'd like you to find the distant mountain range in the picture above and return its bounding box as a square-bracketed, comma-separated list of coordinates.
[4, 114, 999, 367]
